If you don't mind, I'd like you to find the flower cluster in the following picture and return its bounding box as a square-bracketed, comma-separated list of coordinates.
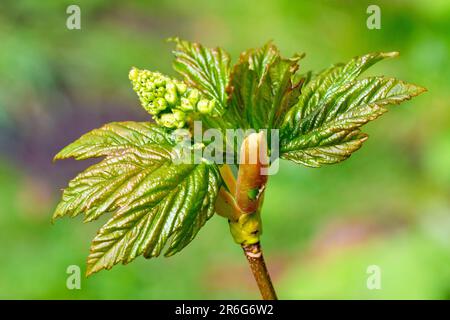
[129, 67, 215, 129]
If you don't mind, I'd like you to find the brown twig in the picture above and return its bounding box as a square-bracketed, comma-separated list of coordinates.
[242, 242, 278, 300]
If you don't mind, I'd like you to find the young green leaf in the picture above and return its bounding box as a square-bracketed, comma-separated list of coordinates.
[171, 38, 231, 116]
[53, 144, 174, 222]
[281, 52, 400, 134]
[280, 54, 427, 167]
[227, 42, 304, 130]
[54, 121, 174, 161]
[86, 160, 220, 275]
[53, 121, 222, 275]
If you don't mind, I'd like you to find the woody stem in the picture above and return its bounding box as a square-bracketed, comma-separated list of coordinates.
[242, 242, 278, 300]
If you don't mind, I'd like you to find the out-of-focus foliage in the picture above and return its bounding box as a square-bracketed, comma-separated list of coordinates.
[0, 0, 449, 299]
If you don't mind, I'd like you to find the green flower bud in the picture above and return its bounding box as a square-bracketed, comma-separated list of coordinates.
[173, 109, 185, 121]
[158, 112, 184, 129]
[173, 110, 186, 128]
[142, 102, 152, 112]
[154, 98, 168, 112]
[156, 87, 165, 97]
[179, 97, 194, 112]
[154, 76, 166, 87]
[128, 67, 139, 81]
[197, 99, 214, 114]
[142, 92, 155, 101]
[165, 82, 176, 92]
[176, 82, 187, 95]
[159, 113, 177, 128]
[188, 89, 200, 105]
[164, 92, 178, 106]
[130, 67, 218, 129]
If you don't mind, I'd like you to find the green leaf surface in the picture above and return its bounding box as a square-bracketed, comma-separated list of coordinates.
[280, 53, 426, 167]
[171, 38, 231, 116]
[86, 160, 220, 275]
[53, 144, 174, 222]
[53, 121, 221, 275]
[281, 52, 399, 133]
[227, 42, 304, 130]
[54, 121, 174, 160]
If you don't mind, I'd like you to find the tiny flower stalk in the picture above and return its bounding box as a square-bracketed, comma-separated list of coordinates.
[215, 133, 277, 300]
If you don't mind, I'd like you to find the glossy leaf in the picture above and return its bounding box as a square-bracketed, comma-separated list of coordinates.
[280, 60, 427, 167]
[53, 144, 174, 222]
[281, 52, 398, 134]
[171, 38, 231, 116]
[86, 160, 220, 275]
[227, 42, 304, 130]
[53, 121, 222, 275]
[54, 121, 174, 160]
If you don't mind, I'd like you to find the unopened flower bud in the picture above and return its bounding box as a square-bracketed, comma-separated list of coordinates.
[128, 67, 139, 81]
[159, 112, 185, 129]
[188, 89, 200, 105]
[159, 113, 177, 128]
[154, 98, 168, 112]
[173, 109, 186, 122]
[197, 99, 214, 114]
[164, 92, 178, 106]
[176, 82, 187, 95]
[129, 67, 218, 129]
[179, 98, 194, 112]
[156, 87, 165, 97]
[165, 82, 176, 92]
[154, 77, 165, 87]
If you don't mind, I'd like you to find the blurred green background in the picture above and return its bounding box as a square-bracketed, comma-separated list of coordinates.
[0, 0, 449, 299]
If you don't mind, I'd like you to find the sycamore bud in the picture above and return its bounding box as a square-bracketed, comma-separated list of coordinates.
[129, 67, 218, 129]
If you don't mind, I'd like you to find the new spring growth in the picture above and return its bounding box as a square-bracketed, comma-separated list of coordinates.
[129, 67, 216, 129]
